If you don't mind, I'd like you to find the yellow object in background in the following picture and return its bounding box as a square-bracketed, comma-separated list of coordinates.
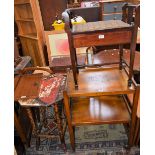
[52, 20, 65, 30]
[71, 16, 86, 25]
[52, 16, 86, 30]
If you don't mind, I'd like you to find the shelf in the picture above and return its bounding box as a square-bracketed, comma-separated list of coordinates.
[14, 0, 30, 5]
[16, 18, 34, 22]
[71, 95, 130, 126]
[18, 33, 38, 40]
[67, 68, 135, 97]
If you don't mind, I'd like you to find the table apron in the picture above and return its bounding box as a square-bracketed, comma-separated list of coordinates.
[73, 30, 132, 48]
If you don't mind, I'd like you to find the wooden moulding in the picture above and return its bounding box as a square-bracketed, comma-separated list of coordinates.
[66, 68, 135, 97]
[71, 95, 130, 126]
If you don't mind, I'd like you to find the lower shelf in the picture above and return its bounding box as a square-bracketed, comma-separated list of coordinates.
[71, 95, 130, 126]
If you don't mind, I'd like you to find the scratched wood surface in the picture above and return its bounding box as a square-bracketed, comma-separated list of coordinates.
[14, 73, 43, 100]
[66, 68, 135, 97]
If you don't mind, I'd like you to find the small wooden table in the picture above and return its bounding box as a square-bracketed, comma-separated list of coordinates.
[14, 73, 67, 151]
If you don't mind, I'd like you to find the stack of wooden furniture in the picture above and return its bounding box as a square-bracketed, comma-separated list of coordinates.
[14, 0, 45, 66]
[99, 0, 125, 21]
[62, 3, 140, 151]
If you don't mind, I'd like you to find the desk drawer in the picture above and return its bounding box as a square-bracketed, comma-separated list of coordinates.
[104, 2, 124, 13]
[73, 30, 132, 48]
[103, 13, 122, 20]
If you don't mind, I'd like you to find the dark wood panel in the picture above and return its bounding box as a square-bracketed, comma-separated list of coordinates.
[38, 0, 67, 30]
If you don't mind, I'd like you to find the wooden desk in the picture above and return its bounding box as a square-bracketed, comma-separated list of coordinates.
[63, 19, 138, 87]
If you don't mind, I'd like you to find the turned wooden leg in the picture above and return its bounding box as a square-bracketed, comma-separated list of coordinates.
[119, 44, 123, 70]
[24, 108, 40, 149]
[40, 107, 48, 128]
[53, 103, 66, 152]
[31, 107, 40, 128]
[129, 85, 140, 146]
[63, 91, 75, 151]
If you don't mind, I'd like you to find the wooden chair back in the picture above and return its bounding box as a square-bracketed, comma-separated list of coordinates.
[122, 3, 140, 27]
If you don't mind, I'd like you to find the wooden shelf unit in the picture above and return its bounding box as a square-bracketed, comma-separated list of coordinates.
[14, 0, 46, 66]
[64, 67, 140, 151]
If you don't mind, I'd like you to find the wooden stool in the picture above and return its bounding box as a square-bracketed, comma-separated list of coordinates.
[14, 67, 67, 151]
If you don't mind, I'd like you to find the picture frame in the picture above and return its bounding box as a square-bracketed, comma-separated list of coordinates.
[45, 30, 88, 66]
[45, 30, 70, 65]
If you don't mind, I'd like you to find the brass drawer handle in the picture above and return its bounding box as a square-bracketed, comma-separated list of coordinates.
[98, 35, 104, 39]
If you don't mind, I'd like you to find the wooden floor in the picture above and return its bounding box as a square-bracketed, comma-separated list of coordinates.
[71, 95, 130, 126]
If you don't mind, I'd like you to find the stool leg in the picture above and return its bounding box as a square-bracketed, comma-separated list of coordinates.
[25, 108, 40, 150]
[40, 107, 48, 128]
[14, 111, 28, 147]
[53, 103, 66, 152]
[63, 91, 75, 151]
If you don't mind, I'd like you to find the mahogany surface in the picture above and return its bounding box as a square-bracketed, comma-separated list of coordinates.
[66, 68, 135, 97]
[73, 29, 132, 48]
[14, 73, 43, 100]
[71, 95, 130, 126]
[93, 49, 140, 71]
